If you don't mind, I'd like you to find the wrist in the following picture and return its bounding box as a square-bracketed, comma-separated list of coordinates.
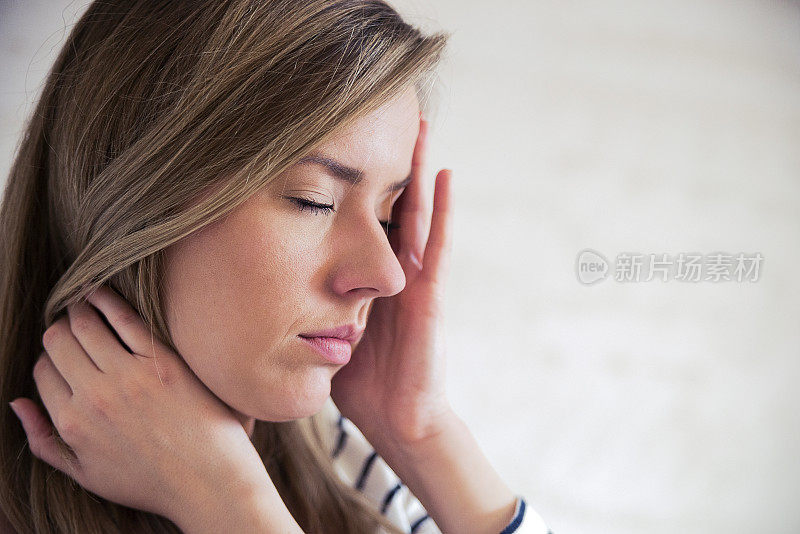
[169, 472, 301, 534]
[374, 406, 464, 465]
[370, 410, 518, 534]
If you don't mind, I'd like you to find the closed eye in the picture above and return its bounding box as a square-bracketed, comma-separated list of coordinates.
[286, 196, 335, 215]
[287, 196, 400, 235]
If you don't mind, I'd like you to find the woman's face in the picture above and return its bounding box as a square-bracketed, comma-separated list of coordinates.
[161, 86, 420, 424]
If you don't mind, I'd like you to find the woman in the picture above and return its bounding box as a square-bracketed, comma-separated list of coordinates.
[0, 1, 552, 532]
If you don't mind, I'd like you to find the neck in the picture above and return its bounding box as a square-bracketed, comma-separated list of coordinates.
[233, 409, 256, 439]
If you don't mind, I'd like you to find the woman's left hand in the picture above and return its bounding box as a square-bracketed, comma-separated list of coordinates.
[330, 116, 456, 448]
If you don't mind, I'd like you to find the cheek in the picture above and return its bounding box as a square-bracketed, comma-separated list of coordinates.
[166, 210, 303, 324]
[160, 207, 329, 417]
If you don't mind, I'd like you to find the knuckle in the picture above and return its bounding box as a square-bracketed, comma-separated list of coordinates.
[160, 357, 184, 387]
[32, 353, 50, 378]
[73, 385, 113, 419]
[140, 356, 179, 387]
[41, 326, 59, 350]
[57, 412, 82, 442]
[42, 317, 71, 349]
[159, 358, 179, 385]
[69, 312, 97, 337]
[118, 374, 148, 400]
[114, 309, 140, 329]
[84, 389, 112, 416]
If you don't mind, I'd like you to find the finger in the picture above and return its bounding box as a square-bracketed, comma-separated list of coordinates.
[68, 298, 134, 373]
[32, 351, 73, 424]
[10, 398, 82, 481]
[420, 169, 454, 286]
[394, 117, 431, 269]
[85, 284, 164, 359]
[42, 317, 102, 389]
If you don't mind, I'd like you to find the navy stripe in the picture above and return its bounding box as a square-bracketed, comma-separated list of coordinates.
[355, 451, 378, 491]
[380, 482, 402, 514]
[410, 514, 429, 533]
[331, 423, 348, 458]
[499, 498, 526, 534]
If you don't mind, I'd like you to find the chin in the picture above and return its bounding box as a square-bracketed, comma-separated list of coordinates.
[253, 371, 333, 422]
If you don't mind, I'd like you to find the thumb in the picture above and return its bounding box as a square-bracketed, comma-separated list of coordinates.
[9, 399, 81, 480]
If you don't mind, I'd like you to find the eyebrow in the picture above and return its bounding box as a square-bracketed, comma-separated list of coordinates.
[297, 152, 412, 193]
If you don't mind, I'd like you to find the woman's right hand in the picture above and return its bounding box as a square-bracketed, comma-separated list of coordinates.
[8, 285, 284, 530]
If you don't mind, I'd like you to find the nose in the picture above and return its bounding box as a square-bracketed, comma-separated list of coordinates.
[329, 216, 406, 298]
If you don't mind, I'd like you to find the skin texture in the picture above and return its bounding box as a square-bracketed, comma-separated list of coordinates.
[160, 85, 421, 430]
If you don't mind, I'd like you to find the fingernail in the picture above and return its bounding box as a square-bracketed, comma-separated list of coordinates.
[9, 401, 20, 419]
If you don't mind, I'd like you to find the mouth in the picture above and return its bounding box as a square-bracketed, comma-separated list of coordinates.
[299, 323, 364, 345]
[298, 335, 352, 365]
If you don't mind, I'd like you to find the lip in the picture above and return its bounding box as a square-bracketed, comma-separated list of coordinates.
[298, 324, 364, 365]
[298, 336, 352, 365]
[299, 324, 364, 345]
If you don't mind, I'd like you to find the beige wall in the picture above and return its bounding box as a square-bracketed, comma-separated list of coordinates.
[2, 1, 799, 532]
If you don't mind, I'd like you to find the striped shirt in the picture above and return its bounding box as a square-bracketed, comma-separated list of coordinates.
[320, 400, 552, 534]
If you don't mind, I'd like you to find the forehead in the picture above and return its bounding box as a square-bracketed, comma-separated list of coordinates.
[314, 86, 420, 174]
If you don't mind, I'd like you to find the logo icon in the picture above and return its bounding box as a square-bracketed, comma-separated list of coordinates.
[576, 248, 609, 285]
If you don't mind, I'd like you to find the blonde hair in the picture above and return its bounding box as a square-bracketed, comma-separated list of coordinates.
[0, 0, 449, 532]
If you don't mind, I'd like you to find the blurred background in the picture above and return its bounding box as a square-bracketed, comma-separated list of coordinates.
[2, 1, 799, 533]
